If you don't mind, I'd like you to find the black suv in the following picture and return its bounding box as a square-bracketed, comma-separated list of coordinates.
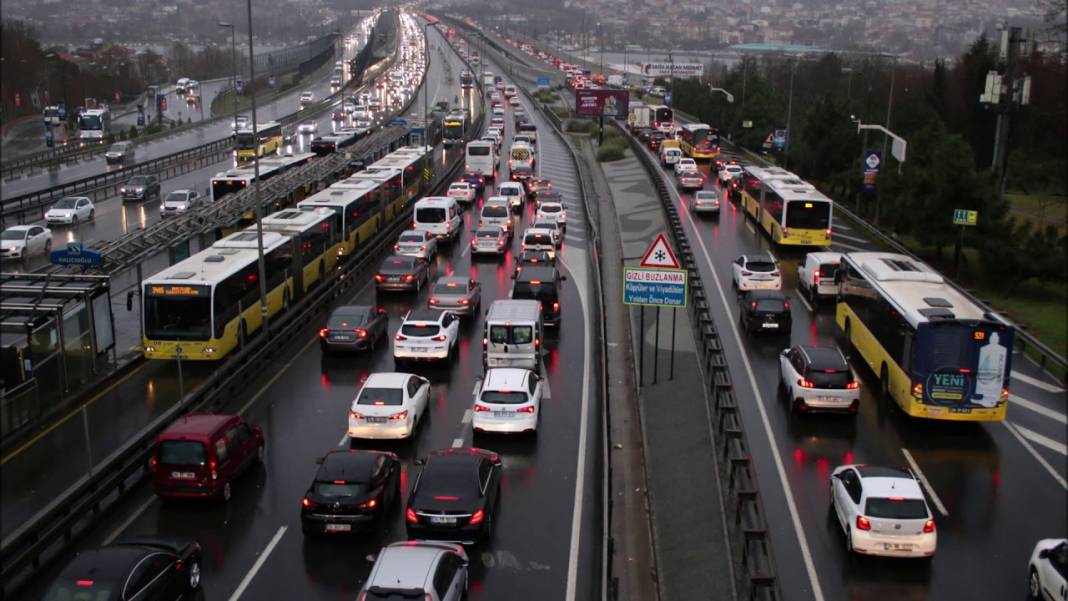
[511, 265, 562, 326]
[301, 450, 401, 535]
[738, 290, 791, 335]
[120, 174, 161, 202]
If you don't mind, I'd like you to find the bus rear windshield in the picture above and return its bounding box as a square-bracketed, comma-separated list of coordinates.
[784, 201, 831, 229]
[468, 146, 490, 156]
[144, 287, 212, 340]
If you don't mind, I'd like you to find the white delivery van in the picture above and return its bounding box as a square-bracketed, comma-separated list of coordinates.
[465, 140, 497, 180]
[480, 198, 513, 236]
[483, 300, 544, 372]
[413, 196, 461, 242]
[509, 142, 535, 170]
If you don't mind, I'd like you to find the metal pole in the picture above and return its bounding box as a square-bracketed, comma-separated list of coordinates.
[857, 128, 869, 213]
[878, 55, 896, 228]
[82, 405, 94, 477]
[784, 57, 795, 169]
[653, 307, 661, 385]
[638, 307, 644, 386]
[176, 344, 185, 400]
[424, 22, 429, 146]
[669, 307, 677, 379]
[246, 0, 271, 337]
[219, 22, 239, 157]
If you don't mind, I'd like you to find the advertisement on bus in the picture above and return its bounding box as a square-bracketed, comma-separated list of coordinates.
[575, 89, 630, 119]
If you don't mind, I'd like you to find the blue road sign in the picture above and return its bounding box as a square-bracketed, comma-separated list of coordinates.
[50, 242, 102, 267]
[773, 129, 787, 150]
[623, 267, 687, 307]
[537, 77, 550, 88]
[664, 93, 672, 106]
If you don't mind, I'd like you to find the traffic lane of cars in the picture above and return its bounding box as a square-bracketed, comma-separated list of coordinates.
[45, 189, 591, 601]
[665, 157, 1068, 600]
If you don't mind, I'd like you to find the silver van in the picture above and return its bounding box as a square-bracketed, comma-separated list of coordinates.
[483, 300, 543, 373]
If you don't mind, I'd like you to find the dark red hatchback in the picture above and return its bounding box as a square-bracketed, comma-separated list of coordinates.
[150, 414, 264, 502]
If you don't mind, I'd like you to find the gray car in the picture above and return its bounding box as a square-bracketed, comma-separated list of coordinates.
[360, 541, 468, 601]
[427, 276, 482, 315]
[105, 141, 135, 165]
[120, 175, 160, 202]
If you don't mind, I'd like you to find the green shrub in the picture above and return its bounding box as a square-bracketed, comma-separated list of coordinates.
[597, 140, 626, 162]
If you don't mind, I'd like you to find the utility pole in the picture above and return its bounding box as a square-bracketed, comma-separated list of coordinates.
[246, 0, 271, 338]
[783, 57, 796, 170]
[983, 26, 1031, 198]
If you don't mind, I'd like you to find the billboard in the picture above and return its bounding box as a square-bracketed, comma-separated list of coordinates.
[575, 89, 630, 119]
[641, 62, 704, 78]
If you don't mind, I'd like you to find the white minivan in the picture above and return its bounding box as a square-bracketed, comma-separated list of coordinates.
[465, 140, 497, 180]
[413, 196, 461, 242]
[483, 300, 543, 372]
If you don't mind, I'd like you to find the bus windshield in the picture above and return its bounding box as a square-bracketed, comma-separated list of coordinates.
[79, 114, 103, 129]
[236, 132, 257, 149]
[654, 107, 673, 123]
[784, 200, 831, 229]
[213, 179, 248, 202]
[143, 285, 212, 340]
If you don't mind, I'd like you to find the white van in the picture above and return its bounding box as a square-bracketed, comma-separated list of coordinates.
[413, 196, 461, 242]
[465, 140, 497, 180]
[660, 146, 683, 166]
[483, 300, 543, 372]
[480, 198, 513, 236]
[509, 142, 535, 170]
[504, 84, 517, 98]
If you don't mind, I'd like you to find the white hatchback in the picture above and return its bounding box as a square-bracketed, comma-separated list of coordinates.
[393, 309, 461, 364]
[472, 368, 543, 435]
[830, 464, 937, 558]
[674, 158, 697, 176]
[347, 372, 430, 440]
[496, 182, 526, 210]
[731, 254, 782, 291]
[535, 202, 566, 231]
[447, 182, 476, 203]
[394, 229, 438, 260]
[45, 196, 94, 224]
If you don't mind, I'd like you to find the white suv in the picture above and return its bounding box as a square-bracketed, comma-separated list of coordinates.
[778, 345, 860, 413]
[393, 309, 461, 365]
[472, 368, 543, 435]
[535, 202, 566, 231]
[674, 157, 697, 176]
[731, 254, 782, 291]
[829, 465, 937, 558]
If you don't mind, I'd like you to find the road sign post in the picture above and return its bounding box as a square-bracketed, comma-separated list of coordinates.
[952, 209, 978, 277]
[626, 234, 688, 384]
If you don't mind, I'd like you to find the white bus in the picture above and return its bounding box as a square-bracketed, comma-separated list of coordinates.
[465, 140, 497, 180]
[210, 153, 314, 203]
[78, 108, 111, 142]
[254, 207, 341, 293]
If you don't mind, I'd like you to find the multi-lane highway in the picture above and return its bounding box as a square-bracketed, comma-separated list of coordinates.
[12, 18, 603, 601]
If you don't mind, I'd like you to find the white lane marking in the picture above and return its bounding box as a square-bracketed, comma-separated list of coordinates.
[472, 379, 482, 396]
[1009, 422, 1067, 456]
[238, 277, 374, 416]
[451, 437, 465, 448]
[831, 231, 869, 243]
[1003, 421, 1068, 489]
[745, 221, 756, 235]
[104, 496, 157, 545]
[461, 409, 473, 424]
[831, 240, 869, 252]
[796, 291, 814, 313]
[900, 448, 950, 517]
[1010, 394, 1068, 425]
[1012, 370, 1066, 394]
[226, 526, 288, 601]
[679, 186, 826, 601]
[542, 379, 552, 400]
[338, 432, 349, 447]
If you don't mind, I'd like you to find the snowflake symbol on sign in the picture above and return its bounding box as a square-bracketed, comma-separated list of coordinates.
[654, 249, 668, 262]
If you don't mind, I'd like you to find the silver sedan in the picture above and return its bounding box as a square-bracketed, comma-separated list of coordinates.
[427, 276, 482, 316]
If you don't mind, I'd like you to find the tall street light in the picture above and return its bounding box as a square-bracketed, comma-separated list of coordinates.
[243, 0, 271, 338]
[423, 21, 430, 145]
[784, 56, 798, 170]
[218, 22, 239, 149]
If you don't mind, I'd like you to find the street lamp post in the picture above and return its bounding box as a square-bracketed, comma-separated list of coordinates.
[243, 0, 271, 337]
[784, 57, 797, 169]
[218, 21, 239, 148]
[423, 21, 430, 146]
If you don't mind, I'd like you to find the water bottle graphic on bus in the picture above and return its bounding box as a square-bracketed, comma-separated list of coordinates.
[973, 332, 1007, 407]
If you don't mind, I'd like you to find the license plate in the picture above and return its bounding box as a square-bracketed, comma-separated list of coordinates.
[428, 516, 456, 526]
[884, 543, 913, 551]
[388, 276, 401, 282]
[493, 411, 512, 418]
[365, 417, 388, 424]
[331, 335, 354, 341]
[762, 322, 779, 329]
[325, 523, 352, 532]
[413, 346, 430, 352]
[171, 472, 196, 479]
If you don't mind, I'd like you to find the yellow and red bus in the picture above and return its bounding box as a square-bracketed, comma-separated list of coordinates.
[836, 252, 1014, 421]
[677, 123, 720, 160]
[737, 165, 832, 246]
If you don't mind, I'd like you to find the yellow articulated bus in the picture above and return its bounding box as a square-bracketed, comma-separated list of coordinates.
[254, 207, 341, 293]
[297, 179, 384, 256]
[235, 121, 283, 161]
[351, 146, 433, 221]
[677, 123, 720, 160]
[737, 165, 833, 247]
[836, 252, 1014, 421]
[142, 231, 295, 360]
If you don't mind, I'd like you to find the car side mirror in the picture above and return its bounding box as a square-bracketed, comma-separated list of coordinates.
[414, 458, 426, 466]
[377, 307, 387, 315]
[780, 349, 789, 357]
[832, 473, 843, 481]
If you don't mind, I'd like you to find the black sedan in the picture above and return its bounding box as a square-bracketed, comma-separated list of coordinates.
[405, 447, 502, 545]
[739, 290, 792, 335]
[301, 450, 401, 535]
[44, 538, 201, 601]
[375, 255, 430, 292]
[320, 305, 389, 352]
[120, 175, 160, 202]
[647, 131, 667, 151]
[460, 171, 486, 195]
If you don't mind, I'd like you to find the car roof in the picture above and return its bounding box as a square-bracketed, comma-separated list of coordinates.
[331, 304, 372, 316]
[856, 465, 913, 480]
[405, 308, 445, 322]
[796, 345, 848, 369]
[370, 544, 443, 589]
[317, 450, 381, 482]
[742, 254, 774, 262]
[435, 276, 471, 287]
[484, 368, 530, 390]
[744, 290, 786, 300]
[60, 543, 157, 583]
[805, 251, 842, 264]
[498, 182, 523, 189]
[861, 476, 924, 500]
[4, 225, 34, 232]
[362, 372, 413, 387]
[161, 413, 235, 437]
[515, 265, 557, 282]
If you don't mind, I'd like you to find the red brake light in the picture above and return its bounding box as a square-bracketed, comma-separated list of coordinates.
[406, 507, 419, 523]
[404, 274, 414, 282]
[393, 244, 400, 251]
[355, 328, 367, 338]
[349, 409, 364, 419]
[429, 298, 440, 304]
[516, 406, 536, 413]
[395, 334, 407, 341]
[76, 580, 95, 587]
[846, 380, 860, 390]
[923, 519, 936, 533]
[856, 516, 871, 531]
[741, 271, 752, 277]
[359, 497, 378, 509]
[469, 508, 485, 525]
[552, 301, 560, 312]
[375, 274, 384, 282]
[474, 403, 491, 412]
[770, 272, 780, 277]
[302, 497, 314, 508]
[319, 328, 329, 338]
[798, 379, 815, 388]
[431, 335, 447, 342]
[459, 299, 470, 305]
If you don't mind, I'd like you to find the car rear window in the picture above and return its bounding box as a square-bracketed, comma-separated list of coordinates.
[328, 309, 368, 328]
[499, 187, 519, 196]
[357, 387, 404, 406]
[398, 232, 424, 243]
[804, 369, 852, 388]
[865, 497, 928, 520]
[416, 207, 447, 223]
[481, 391, 528, 404]
[482, 205, 509, 218]
[313, 481, 369, 497]
[468, 146, 490, 156]
[380, 257, 414, 273]
[477, 229, 501, 238]
[524, 233, 551, 246]
[746, 261, 776, 272]
[158, 440, 207, 466]
[489, 325, 533, 344]
[44, 582, 117, 601]
[754, 298, 786, 312]
[401, 323, 441, 337]
[819, 263, 839, 279]
[540, 204, 561, 213]
[513, 282, 558, 304]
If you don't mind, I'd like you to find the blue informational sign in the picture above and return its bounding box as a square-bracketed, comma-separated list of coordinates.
[537, 77, 550, 88]
[862, 151, 881, 193]
[773, 129, 787, 151]
[44, 128, 54, 148]
[623, 268, 687, 307]
[137, 113, 145, 126]
[50, 242, 102, 267]
[664, 93, 672, 106]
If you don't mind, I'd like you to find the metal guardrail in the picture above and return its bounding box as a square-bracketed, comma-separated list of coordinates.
[0, 35, 473, 593]
[619, 123, 781, 601]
